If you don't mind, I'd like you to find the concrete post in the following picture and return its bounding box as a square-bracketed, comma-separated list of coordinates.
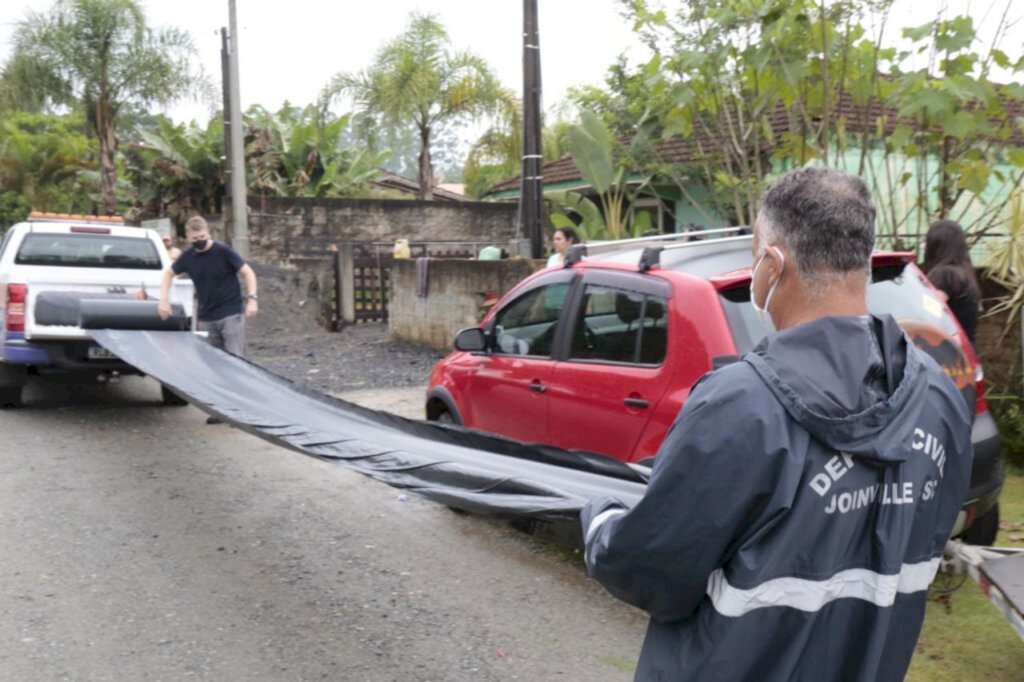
[337, 243, 356, 324]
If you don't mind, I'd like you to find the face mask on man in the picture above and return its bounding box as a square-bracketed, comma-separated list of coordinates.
[750, 246, 785, 332]
[193, 239, 209, 251]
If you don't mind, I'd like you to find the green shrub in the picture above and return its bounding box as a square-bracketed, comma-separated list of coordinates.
[989, 394, 1024, 469]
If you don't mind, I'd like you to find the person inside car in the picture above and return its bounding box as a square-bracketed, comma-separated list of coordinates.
[581, 166, 973, 681]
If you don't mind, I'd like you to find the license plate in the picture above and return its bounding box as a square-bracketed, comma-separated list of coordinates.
[87, 346, 118, 360]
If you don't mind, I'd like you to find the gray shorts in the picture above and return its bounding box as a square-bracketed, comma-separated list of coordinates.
[200, 313, 246, 356]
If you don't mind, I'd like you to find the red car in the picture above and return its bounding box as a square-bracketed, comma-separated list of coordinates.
[426, 232, 1004, 543]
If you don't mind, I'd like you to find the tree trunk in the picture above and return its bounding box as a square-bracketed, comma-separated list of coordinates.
[418, 125, 434, 201]
[96, 98, 118, 216]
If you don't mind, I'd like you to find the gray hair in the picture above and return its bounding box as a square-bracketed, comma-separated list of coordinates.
[757, 167, 876, 279]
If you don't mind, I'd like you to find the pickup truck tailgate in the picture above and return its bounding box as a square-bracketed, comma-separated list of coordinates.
[25, 278, 194, 339]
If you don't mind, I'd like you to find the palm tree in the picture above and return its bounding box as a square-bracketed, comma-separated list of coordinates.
[320, 13, 506, 200]
[1, 0, 201, 215]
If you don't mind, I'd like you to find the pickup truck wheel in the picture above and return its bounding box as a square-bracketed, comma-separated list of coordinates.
[0, 385, 23, 409]
[964, 503, 999, 546]
[160, 385, 189, 407]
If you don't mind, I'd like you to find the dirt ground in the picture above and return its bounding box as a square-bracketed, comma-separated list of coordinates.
[246, 262, 446, 415]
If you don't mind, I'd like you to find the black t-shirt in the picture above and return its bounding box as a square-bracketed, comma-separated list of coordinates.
[172, 241, 245, 322]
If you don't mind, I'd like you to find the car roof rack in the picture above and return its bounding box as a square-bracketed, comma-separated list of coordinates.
[659, 233, 753, 255]
[568, 227, 750, 271]
[587, 226, 745, 254]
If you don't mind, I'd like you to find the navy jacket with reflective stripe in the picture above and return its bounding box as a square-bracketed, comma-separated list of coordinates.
[582, 315, 972, 681]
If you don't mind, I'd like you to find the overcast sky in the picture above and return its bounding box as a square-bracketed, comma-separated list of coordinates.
[1, 0, 1022, 126]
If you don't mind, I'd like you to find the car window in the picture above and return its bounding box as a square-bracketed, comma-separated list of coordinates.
[0, 229, 13, 261]
[568, 284, 668, 365]
[865, 265, 959, 336]
[492, 281, 571, 357]
[15, 234, 162, 270]
[719, 263, 961, 354]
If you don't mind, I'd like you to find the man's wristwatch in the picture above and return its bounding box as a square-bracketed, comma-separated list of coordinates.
[247, 294, 259, 301]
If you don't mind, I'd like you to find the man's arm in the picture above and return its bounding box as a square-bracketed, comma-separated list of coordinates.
[157, 267, 176, 320]
[239, 263, 258, 318]
[582, 368, 778, 623]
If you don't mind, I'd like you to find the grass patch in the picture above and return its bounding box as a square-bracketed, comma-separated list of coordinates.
[996, 467, 1024, 548]
[907, 468, 1024, 680]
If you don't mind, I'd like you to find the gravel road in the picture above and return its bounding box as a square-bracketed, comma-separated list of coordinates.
[0, 267, 650, 680]
[246, 263, 447, 403]
[0, 376, 647, 681]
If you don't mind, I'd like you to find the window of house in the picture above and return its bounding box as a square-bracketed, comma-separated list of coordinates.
[630, 198, 668, 235]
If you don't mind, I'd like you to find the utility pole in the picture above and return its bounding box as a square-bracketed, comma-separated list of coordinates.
[520, 0, 544, 259]
[220, 28, 232, 239]
[226, 0, 249, 258]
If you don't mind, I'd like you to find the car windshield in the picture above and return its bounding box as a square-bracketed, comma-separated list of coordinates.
[15, 233, 162, 270]
[720, 263, 960, 354]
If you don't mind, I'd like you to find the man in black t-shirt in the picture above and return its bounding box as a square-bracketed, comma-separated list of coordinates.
[158, 216, 258, 355]
[158, 217, 258, 424]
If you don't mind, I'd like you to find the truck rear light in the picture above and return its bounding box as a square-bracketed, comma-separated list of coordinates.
[5, 283, 26, 332]
[70, 226, 111, 234]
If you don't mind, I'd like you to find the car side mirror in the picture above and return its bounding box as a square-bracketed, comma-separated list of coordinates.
[454, 327, 488, 352]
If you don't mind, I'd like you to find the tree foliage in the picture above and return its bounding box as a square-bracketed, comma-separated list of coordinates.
[245, 104, 386, 198]
[0, 111, 96, 221]
[1, 0, 202, 215]
[125, 115, 225, 227]
[621, 0, 1024, 239]
[320, 13, 507, 199]
[547, 109, 658, 241]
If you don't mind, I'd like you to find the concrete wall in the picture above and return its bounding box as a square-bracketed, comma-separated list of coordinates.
[243, 196, 519, 263]
[389, 259, 541, 350]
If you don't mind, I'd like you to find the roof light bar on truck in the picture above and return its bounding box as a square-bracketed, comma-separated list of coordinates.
[27, 212, 124, 224]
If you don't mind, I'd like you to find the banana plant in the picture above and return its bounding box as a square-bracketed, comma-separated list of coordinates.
[245, 104, 385, 198]
[562, 109, 658, 240]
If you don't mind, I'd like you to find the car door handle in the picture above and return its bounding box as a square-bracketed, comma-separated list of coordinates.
[623, 397, 649, 408]
[529, 382, 547, 393]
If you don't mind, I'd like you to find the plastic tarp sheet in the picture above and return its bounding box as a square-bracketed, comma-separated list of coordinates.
[36, 291, 137, 327]
[91, 329, 647, 520]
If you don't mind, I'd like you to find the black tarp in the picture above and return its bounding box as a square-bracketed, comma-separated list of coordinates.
[91, 329, 647, 520]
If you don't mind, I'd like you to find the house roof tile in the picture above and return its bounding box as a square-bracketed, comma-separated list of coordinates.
[487, 86, 1024, 195]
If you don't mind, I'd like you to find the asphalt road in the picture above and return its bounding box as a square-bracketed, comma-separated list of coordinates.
[0, 375, 646, 681]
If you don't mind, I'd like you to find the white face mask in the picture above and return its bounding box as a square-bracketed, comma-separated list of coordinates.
[750, 246, 784, 332]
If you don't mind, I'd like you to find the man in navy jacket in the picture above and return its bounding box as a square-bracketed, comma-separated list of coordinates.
[582, 167, 972, 681]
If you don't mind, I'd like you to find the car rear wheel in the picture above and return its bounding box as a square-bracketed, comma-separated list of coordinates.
[161, 385, 189, 407]
[0, 385, 22, 409]
[964, 503, 1000, 546]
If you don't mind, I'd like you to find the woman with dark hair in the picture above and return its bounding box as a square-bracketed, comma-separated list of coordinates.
[923, 219, 982, 344]
[547, 226, 581, 267]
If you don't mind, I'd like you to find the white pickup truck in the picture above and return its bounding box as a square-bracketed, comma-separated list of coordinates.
[0, 213, 195, 407]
